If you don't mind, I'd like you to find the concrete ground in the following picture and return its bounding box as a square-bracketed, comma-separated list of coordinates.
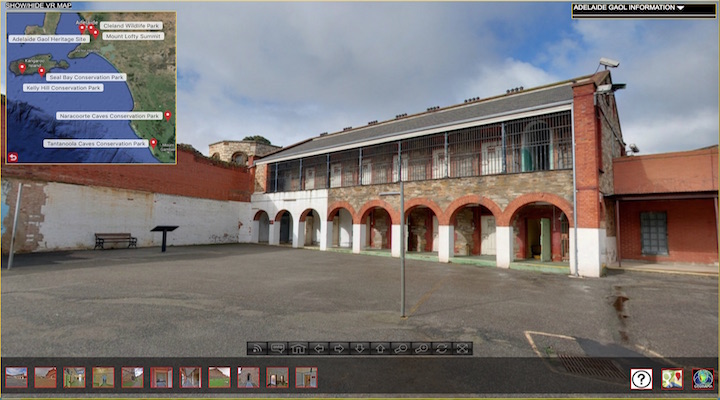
[1, 243, 717, 360]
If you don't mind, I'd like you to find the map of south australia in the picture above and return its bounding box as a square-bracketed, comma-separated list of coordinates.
[6, 11, 176, 164]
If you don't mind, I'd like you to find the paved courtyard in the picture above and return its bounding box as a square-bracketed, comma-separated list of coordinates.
[2, 244, 717, 360]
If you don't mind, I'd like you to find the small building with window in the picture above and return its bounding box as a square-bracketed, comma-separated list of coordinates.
[612, 146, 718, 265]
[209, 140, 281, 166]
[249, 71, 627, 277]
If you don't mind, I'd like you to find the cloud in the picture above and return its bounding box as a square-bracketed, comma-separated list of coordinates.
[173, 2, 525, 152]
[464, 58, 560, 100]
[555, 19, 719, 153]
[4, 2, 716, 156]
[622, 108, 718, 154]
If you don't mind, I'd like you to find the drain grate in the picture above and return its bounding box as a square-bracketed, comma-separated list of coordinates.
[558, 355, 626, 380]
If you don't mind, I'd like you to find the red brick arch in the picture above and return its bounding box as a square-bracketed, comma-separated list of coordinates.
[253, 210, 270, 221]
[356, 200, 400, 225]
[299, 208, 321, 222]
[443, 195, 503, 225]
[327, 201, 356, 222]
[274, 209, 292, 222]
[404, 198, 445, 223]
[499, 193, 574, 226]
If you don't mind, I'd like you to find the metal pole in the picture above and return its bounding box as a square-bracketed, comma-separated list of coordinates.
[715, 196, 719, 254]
[358, 148, 363, 185]
[443, 132, 449, 178]
[615, 199, 622, 268]
[299, 159, 303, 191]
[501, 122, 507, 173]
[400, 154, 406, 318]
[274, 162, 278, 193]
[8, 183, 23, 270]
[571, 105, 579, 277]
[326, 153, 331, 189]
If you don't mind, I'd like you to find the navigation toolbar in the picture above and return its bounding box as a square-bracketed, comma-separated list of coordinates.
[247, 342, 472, 356]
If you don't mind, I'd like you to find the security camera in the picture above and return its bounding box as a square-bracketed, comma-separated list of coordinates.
[599, 57, 620, 68]
[629, 143, 639, 153]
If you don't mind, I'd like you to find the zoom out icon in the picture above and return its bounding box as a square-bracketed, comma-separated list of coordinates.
[631, 368, 653, 390]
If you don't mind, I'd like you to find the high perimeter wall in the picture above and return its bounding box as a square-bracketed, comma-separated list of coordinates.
[1, 97, 255, 253]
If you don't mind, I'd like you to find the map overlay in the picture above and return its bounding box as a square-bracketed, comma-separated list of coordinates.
[6, 11, 176, 164]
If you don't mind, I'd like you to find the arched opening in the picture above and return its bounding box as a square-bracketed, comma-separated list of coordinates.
[511, 202, 569, 263]
[300, 209, 321, 247]
[211, 152, 221, 160]
[276, 210, 293, 245]
[521, 120, 552, 172]
[450, 204, 497, 257]
[361, 207, 393, 251]
[232, 151, 248, 166]
[406, 206, 438, 253]
[328, 208, 353, 248]
[254, 210, 270, 243]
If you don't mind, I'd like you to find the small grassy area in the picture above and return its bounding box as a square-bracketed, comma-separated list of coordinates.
[122, 377, 143, 388]
[209, 377, 230, 388]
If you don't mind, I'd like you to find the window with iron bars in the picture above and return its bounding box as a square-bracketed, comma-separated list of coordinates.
[265, 110, 572, 193]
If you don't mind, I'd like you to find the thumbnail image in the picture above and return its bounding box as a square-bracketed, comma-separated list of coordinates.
[34, 367, 57, 388]
[63, 367, 85, 388]
[238, 366, 260, 388]
[5, 367, 28, 388]
[266, 367, 289, 388]
[92, 367, 115, 388]
[121, 367, 144, 388]
[295, 367, 317, 388]
[180, 367, 201, 388]
[151, 367, 173, 388]
[208, 367, 231, 388]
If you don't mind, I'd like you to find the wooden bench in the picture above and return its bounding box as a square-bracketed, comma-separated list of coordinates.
[94, 233, 138, 249]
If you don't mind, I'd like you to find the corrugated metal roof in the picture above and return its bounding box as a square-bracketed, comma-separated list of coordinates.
[259, 79, 577, 164]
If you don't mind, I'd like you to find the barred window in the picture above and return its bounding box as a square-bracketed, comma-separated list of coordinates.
[640, 212, 668, 255]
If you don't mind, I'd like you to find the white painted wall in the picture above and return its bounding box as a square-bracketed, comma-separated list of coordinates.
[248, 190, 330, 248]
[495, 226, 513, 268]
[37, 182, 244, 251]
[338, 208, 353, 247]
[352, 224, 367, 254]
[311, 212, 321, 244]
[438, 225, 454, 263]
[391, 224, 401, 257]
[432, 215, 439, 252]
[237, 202, 254, 243]
[576, 228, 604, 277]
[605, 236, 617, 266]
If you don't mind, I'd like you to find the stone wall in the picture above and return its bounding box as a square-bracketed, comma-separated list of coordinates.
[327, 170, 574, 226]
[209, 140, 281, 164]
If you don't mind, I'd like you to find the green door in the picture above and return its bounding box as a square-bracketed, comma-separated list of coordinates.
[540, 218, 551, 262]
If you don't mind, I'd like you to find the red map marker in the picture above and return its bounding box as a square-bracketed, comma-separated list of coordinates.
[150, 138, 157, 149]
[92, 30, 99, 39]
[88, 24, 95, 31]
[164, 110, 172, 121]
[18, 63, 26, 74]
[38, 67, 46, 78]
[78, 24, 86, 34]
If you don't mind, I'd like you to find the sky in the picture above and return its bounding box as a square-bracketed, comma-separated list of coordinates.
[1, 1, 718, 155]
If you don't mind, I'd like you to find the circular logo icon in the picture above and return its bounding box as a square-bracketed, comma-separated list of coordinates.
[693, 369, 713, 387]
[632, 370, 652, 389]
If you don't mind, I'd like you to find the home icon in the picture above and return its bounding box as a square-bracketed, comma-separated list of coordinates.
[290, 343, 307, 355]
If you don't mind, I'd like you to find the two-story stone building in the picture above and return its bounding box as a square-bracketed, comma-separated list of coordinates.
[249, 70, 627, 277]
